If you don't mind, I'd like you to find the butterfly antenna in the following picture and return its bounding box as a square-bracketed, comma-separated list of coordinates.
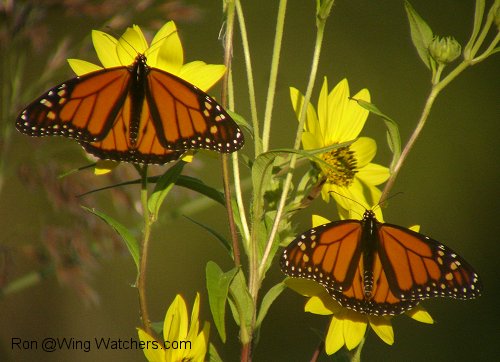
[327, 190, 366, 218]
[328, 190, 367, 209]
[147, 28, 178, 55]
[373, 192, 404, 212]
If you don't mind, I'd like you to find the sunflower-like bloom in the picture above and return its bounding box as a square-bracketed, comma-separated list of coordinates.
[285, 215, 433, 355]
[69, 21, 225, 172]
[69, 21, 225, 90]
[138, 293, 210, 362]
[290, 78, 390, 219]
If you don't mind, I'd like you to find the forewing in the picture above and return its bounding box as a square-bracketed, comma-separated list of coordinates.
[145, 68, 244, 153]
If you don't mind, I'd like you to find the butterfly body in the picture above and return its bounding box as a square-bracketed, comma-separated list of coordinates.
[281, 210, 482, 316]
[16, 54, 244, 164]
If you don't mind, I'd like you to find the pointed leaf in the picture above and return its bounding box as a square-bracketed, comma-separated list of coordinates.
[175, 175, 225, 205]
[255, 282, 286, 328]
[228, 269, 254, 344]
[208, 343, 223, 362]
[352, 98, 401, 172]
[205, 262, 238, 343]
[148, 161, 185, 220]
[404, 1, 434, 68]
[82, 206, 139, 271]
[227, 109, 253, 137]
[184, 215, 232, 254]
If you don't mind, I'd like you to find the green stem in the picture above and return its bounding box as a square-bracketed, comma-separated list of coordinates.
[235, 0, 261, 156]
[261, 0, 288, 152]
[222, 154, 241, 267]
[137, 164, 153, 335]
[349, 336, 365, 362]
[232, 152, 250, 248]
[469, 0, 497, 58]
[381, 86, 439, 201]
[221, 0, 242, 268]
[472, 32, 500, 64]
[382, 14, 499, 201]
[257, 12, 327, 282]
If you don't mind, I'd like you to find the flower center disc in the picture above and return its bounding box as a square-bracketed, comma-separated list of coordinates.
[320, 146, 358, 187]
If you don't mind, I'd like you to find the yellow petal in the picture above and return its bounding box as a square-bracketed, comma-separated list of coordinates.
[305, 296, 341, 315]
[351, 137, 376, 168]
[176, 150, 194, 163]
[330, 184, 365, 219]
[189, 322, 210, 361]
[406, 305, 434, 324]
[94, 160, 119, 175]
[289, 87, 319, 136]
[117, 25, 148, 66]
[324, 78, 350, 144]
[163, 295, 188, 361]
[179, 62, 225, 91]
[302, 132, 322, 150]
[337, 88, 370, 141]
[67, 59, 102, 76]
[317, 77, 330, 141]
[325, 317, 345, 355]
[137, 328, 165, 361]
[187, 293, 201, 341]
[356, 162, 390, 186]
[163, 295, 189, 342]
[409, 225, 420, 232]
[312, 214, 330, 227]
[91, 30, 120, 68]
[149, 21, 183, 74]
[369, 316, 394, 345]
[342, 311, 367, 350]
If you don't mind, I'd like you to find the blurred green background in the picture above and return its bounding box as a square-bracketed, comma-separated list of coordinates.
[1, 1, 499, 361]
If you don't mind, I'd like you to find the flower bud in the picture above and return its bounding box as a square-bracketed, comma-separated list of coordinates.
[429, 36, 461, 64]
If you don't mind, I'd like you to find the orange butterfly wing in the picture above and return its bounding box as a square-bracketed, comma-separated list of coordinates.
[281, 211, 482, 316]
[146, 68, 244, 152]
[377, 223, 482, 302]
[16, 54, 244, 164]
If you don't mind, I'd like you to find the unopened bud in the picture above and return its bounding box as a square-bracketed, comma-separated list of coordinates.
[429, 36, 461, 64]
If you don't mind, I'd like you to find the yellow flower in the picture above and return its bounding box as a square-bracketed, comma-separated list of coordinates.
[68, 21, 225, 90]
[284, 215, 433, 355]
[138, 293, 210, 362]
[290, 78, 390, 219]
[68, 21, 225, 171]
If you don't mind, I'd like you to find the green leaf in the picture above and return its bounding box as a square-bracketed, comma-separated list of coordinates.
[208, 343, 223, 362]
[464, 0, 485, 58]
[352, 98, 401, 172]
[228, 269, 254, 344]
[175, 175, 225, 206]
[404, 1, 434, 69]
[77, 174, 224, 207]
[255, 282, 286, 328]
[148, 161, 185, 220]
[205, 262, 238, 343]
[227, 109, 253, 137]
[184, 215, 232, 254]
[82, 206, 139, 271]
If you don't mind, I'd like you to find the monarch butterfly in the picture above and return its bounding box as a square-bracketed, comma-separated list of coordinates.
[16, 53, 244, 164]
[280, 210, 482, 316]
